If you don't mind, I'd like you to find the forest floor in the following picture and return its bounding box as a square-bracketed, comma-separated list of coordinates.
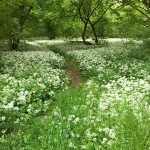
[66, 60, 84, 88]
[27, 41, 84, 88]
[2, 40, 149, 150]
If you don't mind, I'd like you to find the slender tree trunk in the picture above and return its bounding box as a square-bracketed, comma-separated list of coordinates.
[8, 34, 20, 50]
[9, 40, 19, 50]
[45, 20, 56, 39]
[82, 22, 88, 44]
[89, 21, 98, 44]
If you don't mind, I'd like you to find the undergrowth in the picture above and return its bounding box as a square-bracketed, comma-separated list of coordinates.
[1, 41, 150, 150]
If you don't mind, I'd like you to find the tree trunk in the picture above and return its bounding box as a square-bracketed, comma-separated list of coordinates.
[8, 36, 20, 50]
[7, 5, 33, 51]
[45, 20, 56, 40]
[82, 22, 88, 44]
[89, 21, 99, 44]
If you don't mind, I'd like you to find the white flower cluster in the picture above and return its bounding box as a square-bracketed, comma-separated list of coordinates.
[56, 76, 149, 149]
[0, 51, 65, 75]
[54, 81, 117, 149]
[99, 77, 150, 120]
[67, 45, 127, 73]
[0, 51, 69, 134]
[67, 45, 150, 83]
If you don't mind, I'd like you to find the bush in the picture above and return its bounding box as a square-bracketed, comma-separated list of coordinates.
[143, 38, 150, 48]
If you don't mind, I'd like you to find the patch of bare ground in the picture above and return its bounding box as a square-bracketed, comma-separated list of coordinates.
[66, 60, 85, 88]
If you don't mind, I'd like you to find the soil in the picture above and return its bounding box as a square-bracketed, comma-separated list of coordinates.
[66, 60, 84, 88]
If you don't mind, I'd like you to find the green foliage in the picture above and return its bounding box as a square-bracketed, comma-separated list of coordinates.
[1, 77, 149, 149]
[143, 39, 150, 47]
[0, 0, 36, 50]
[1, 0, 150, 42]
[0, 51, 69, 136]
[128, 44, 150, 61]
[1, 42, 150, 150]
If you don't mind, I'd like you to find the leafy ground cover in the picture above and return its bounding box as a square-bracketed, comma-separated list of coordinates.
[0, 51, 69, 137]
[67, 44, 150, 82]
[0, 41, 150, 150]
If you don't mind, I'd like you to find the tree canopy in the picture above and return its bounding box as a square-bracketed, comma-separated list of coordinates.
[0, 0, 150, 49]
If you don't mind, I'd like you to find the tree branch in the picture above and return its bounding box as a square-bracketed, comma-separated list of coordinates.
[130, 3, 150, 20]
[93, 3, 114, 26]
[89, 0, 103, 18]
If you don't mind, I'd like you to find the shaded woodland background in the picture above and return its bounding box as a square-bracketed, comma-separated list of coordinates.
[0, 0, 150, 50]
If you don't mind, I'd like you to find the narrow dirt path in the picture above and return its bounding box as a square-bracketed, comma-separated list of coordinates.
[66, 60, 84, 88]
[28, 41, 85, 88]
